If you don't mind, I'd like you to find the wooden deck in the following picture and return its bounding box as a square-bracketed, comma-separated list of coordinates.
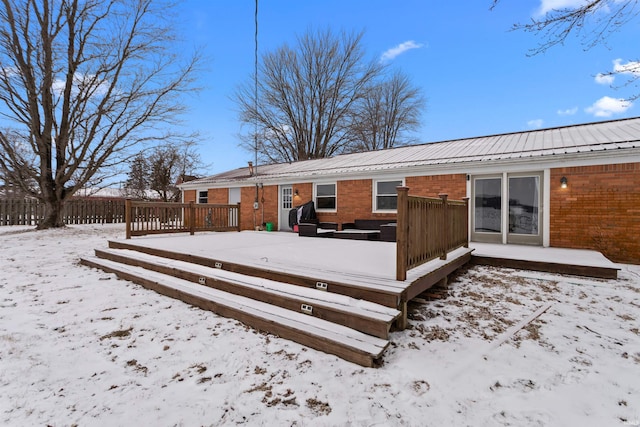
[469, 243, 619, 279]
[81, 231, 472, 367]
[80, 231, 618, 367]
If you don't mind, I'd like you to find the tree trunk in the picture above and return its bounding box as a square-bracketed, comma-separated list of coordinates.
[37, 197, 66, 229]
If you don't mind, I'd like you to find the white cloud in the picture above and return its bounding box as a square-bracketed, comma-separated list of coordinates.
[613, 58, 640, 77]
[595, 73, 615, 85]
[380, 40, 424, 62]
[536, 0, 589, 16]
[527, 119, 544, 128]
[52, 72, 110, 97]
[585, 96, 632, 117]
[557, 107, 578, 116]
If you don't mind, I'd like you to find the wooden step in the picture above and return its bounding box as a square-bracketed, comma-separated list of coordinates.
[108, 240, 401, 308]
[94, 248, 400, 339]
[80, 256, 389, 367]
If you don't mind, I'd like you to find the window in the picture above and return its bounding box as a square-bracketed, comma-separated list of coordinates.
[374, 180, 403, 211]
[198, 190, 208, 204]
[315, 183, 336, 211]
[282, 187, 293, 210]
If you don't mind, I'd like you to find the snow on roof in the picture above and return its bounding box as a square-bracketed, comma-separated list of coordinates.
[184, 116, 640, 187]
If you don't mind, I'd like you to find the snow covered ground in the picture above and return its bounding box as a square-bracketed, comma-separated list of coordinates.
[1, 224, 639, 426]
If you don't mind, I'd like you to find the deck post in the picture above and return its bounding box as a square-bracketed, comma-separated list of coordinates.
[125, 199, 132, 239]
[463, 197, 470, 248]
[189, 201, 195, 235]
[396, 301, 408, 330]
[439, 194, 448, 260]
[236, 203, 241, 231]
[396, 186, 409, 281]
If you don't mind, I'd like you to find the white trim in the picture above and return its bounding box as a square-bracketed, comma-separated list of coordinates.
[501, 173, 508, 244]
[543, 169, 550, 247]
[278, 185, 293, 231]
[466, 174, 472, 240]
[314, 182, 337, 213]
[372, 178, 404, 213]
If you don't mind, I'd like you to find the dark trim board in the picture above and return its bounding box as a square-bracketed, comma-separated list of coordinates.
[469, 255, 619, 279]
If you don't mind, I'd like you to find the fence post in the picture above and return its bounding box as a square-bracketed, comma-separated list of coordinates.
[125, 199, 132, 239]
[463, 197, 470, 248]
[236, 203, 241, 231]
[189, 201, 195, 235]
[439, 194, 448, 260]
[396, 186, 409, 281]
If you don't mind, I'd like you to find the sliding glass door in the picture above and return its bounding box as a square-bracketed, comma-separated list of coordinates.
[472, 172, 543, 245]
[472, 177, 502, 243]
[507, 174, 542, 245]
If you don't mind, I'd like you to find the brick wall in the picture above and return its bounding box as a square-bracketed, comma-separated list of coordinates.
[550, 163, 640, 264]
[183, 189, 196, 203]
[311, 176, 467, 227]
[406, 174, 467, 199]
[293, 183, 313, 208]
[240, 186, 257, 230]
[207, 188, 228, 204]
[237, 185, 279, 230]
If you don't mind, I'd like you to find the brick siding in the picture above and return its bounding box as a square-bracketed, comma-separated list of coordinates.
[550, 163, 640, 263]
[406, 174, 467, 199]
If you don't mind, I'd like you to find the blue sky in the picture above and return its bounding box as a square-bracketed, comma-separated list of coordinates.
[174, 0, 639, 174]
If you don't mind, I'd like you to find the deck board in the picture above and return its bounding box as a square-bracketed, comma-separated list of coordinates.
[81, 256, 389, 367]
[469, 243, 619, 279]
[93, 248, 401, 339]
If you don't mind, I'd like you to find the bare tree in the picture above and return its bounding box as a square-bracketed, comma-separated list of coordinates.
[492, 0, 640, 97]
[348, 71, 425, 152]
[123, 152, 149, 200]
[234, 29, 385, 164]
[124, 140, 204, 202]
[0, 0, 200, 228]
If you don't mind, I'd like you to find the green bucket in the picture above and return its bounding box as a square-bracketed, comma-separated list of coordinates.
[265, 222, 274, 232]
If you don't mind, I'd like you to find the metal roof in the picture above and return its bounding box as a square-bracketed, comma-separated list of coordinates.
[186, 117, 640, 187]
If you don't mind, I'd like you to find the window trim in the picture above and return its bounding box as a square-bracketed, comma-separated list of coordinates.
[314, 182, 337, 212]
[372, 178, 404, 213]
[197, 190, 208, 204]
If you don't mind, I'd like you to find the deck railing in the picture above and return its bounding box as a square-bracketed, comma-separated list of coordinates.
[125, 200, 241, 239]
[0, 198, 125, 226]
[396, 187, 469, 281]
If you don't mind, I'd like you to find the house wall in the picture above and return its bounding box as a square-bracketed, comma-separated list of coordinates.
[314, 179, 396, 226]
[239, 185, 279, 230]
[293, 183, 313, 208]
[183, 189, 196, 203]
[207, 188, 228, 204]
[406, 174, 467, 199]
[550, 162, 640, 264]
[200, 166, 638, 264]
[291, 175, 468, 227]
[235, 175, 468, 230]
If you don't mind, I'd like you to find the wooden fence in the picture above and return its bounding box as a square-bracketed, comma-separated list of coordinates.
[0, 198, 126, 226]
[126, 200, 241, 238]
[396, 187, 469, 281]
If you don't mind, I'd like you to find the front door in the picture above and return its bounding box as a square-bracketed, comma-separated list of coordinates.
[471, 172, 543, 245]
[228, 188, 241, 228]
[279, 185, 293, 231]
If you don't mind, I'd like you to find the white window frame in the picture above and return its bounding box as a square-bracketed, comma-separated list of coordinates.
[373, 178, 404, 213]
[314, 182, 337, 212]
[197, 190, 208, 204]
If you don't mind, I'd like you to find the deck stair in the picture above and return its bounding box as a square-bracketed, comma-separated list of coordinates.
[81, 247, 401, 367]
